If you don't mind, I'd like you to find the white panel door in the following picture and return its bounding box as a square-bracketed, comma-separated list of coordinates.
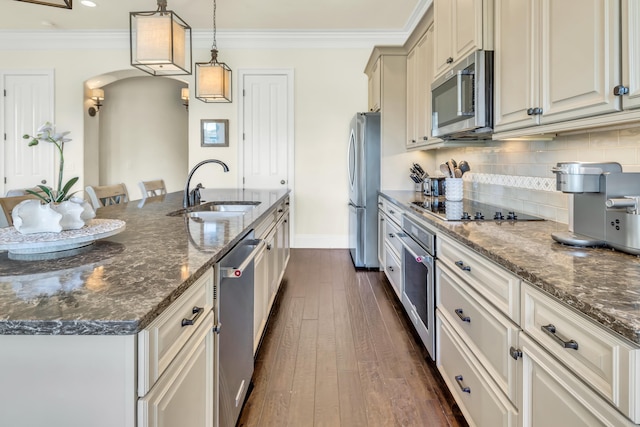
[2, 71, 54, 195]
[241, 72, 291, 190]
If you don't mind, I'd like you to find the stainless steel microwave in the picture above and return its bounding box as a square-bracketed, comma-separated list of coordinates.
[431, 50, 493, 140]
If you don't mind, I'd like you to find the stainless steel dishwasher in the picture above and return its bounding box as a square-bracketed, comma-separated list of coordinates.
[216, 230, 265, 427]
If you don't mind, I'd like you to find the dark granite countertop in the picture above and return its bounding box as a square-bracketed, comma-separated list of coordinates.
[0, 188, 290, 335]
[380, 190, 640, 346]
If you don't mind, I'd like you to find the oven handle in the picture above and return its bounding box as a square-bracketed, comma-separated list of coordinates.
[397, 232, 433, 266]
[456, 70, 475, 117]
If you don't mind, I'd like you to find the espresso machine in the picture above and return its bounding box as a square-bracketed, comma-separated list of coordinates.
[552, 161, 640, 255]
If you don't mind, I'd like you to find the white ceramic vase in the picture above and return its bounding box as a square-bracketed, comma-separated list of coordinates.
[51, 200, 86, 230]
[12, 199, 63, 234]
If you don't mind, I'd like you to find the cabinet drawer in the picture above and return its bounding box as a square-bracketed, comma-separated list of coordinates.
[522, 283, 640, 422]
[437, 263, 519, 403]
[138, 269, 214, 396]
[379, 197, 403, 225]
[138, 311, 214, 427]
[384, 216, 403, 258]
[384, 245, 402, 299]
[437, 234, 521, 322]
[436, 311, 517, 427]
[519, 332, 635, 427]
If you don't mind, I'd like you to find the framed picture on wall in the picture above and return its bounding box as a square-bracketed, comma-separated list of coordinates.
[201, 119, 229, 147]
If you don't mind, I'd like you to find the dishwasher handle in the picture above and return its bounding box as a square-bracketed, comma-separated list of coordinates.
[221, 239, 266, 278]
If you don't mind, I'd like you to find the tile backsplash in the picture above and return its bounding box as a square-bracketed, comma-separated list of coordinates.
[428, 127, 640, 224]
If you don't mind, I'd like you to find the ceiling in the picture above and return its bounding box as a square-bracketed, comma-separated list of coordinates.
[1, 0, 423, 32]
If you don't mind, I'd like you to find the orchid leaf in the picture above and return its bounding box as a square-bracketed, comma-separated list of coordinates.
[25, 189, 49, 203]
[60, 177, 79, 199]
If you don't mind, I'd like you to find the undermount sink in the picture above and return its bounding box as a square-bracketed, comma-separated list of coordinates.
[168, 201, 261, 219]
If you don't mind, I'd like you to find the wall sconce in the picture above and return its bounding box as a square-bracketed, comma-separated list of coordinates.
[181, 87, 189, 110]
[88, 88, 104, 117]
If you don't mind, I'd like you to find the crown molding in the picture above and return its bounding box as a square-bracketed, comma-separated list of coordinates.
[0, 28, 411, 51]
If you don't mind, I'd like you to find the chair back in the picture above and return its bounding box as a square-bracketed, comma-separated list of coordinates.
[0, 194, 40, 227]
[139, 179, 167, 198]
[85, 183, 129, 210]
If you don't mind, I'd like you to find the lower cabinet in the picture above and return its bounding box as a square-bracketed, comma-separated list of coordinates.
[138, 311, 214, 427]
[253, 198, 290, 354]
[517, 332, 634, 427]
[436, 310, 518, 427]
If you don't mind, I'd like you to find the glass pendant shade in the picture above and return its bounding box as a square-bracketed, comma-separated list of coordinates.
[195, 52, 232, 103]
[130, 9, 192, 76]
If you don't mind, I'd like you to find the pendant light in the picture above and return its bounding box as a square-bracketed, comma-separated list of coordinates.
[195, 0, 232, 103]
[130, 0, 192, 76]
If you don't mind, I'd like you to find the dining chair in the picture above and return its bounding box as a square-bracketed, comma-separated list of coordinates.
[138, 179, 167, 199]
[0, 194, 40, 227]
[85, 183, 129, 210]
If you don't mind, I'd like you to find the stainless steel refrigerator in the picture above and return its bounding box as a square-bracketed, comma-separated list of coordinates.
[348, 112, 381, 269]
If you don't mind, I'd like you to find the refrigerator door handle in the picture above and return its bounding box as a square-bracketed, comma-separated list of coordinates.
[347, 129, 355, 191]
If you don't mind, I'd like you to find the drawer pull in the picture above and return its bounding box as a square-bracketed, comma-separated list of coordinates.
[541, 324, 579, 350]
[181, 306, 204, 327]
[455, 375, 471, 393]
[455, 260, 471, 271]
[388, 266, 394, 272]
[509, 346, 522, 360]
[454, 308, 471, 323]
[388, 233, 395, 238]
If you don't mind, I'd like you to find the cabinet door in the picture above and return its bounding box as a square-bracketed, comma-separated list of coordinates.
[622, 0, 640, 110]
[433, 0, 454, 77]
[378, 208, 386, 268]
[253, 244, 268, 354]
[453, 0, 484, 62]
[138, 312, 214, 427]
[539, 0, 621, 124]
[369, 58, 381, 112]
[494, 0, 539, 132]
[406, 47, 418, 148]
[518, 333, 633, 427]
[416, 27, 434, 144]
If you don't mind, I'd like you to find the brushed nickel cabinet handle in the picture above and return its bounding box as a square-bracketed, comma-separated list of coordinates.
[181, 306, 204, 327]
[541, 324, 579, 350]
[455, 375, 470, 393]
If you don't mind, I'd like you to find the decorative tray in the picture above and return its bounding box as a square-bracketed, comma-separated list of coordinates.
[0, 219, 126, 257]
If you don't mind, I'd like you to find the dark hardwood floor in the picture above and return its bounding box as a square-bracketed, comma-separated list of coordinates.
[238, 249, 467, 427]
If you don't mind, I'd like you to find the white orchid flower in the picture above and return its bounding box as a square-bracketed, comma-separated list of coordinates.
[52, 131, 72, 142]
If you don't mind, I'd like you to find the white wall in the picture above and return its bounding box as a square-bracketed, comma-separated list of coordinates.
[0, 37, 378, 248]
[95, 77, 188, 198]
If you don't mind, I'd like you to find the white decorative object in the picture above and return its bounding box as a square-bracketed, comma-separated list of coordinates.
[72, 197, 96, 222]
[11, 200, 63, 234]
[0, 219, 126, 258]
[51, 200, 85, 230]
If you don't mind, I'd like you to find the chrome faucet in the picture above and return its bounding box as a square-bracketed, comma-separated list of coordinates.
[183, 159, 230, 208]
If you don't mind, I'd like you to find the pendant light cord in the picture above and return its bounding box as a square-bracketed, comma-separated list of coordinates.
[211, 0, 218, 51]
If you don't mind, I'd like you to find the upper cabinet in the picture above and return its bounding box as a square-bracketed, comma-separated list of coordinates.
[622, 0, 640, 110]
[433, 0, 493, 80]
[494, 0, 621, 134]
[406, 26, 435, 149]
[368, 57, 382, 112]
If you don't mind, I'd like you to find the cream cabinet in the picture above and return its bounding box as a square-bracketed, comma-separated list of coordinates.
[368, 57, 382, 112]
[517, 332, 635, 427]
[494, 0, 621, 133]
[406, 26, 435, 149]
[622, 0, 640, 110]
[377, 196, 403, 299]
[253, 197, 290, 354]
[433, 0, 492, 80]
[138, 311, 214, 427]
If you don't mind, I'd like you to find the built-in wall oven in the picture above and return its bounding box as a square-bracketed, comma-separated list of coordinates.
[397, 213, 436, 359]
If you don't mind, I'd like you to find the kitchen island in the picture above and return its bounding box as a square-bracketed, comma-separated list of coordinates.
[0, 188, 290, 427]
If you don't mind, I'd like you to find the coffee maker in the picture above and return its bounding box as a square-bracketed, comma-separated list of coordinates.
[552, 161, 640, 255]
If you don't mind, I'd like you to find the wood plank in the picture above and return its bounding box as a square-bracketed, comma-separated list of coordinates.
[267, 297, 304, 393]
[357, 360, 397, 427]
[344, 274, 377, 363]
[332, 289, 359, 372]
[286, 319, 318, 427]
[337, 370, 368, 426]
[314, 283, 341, 427]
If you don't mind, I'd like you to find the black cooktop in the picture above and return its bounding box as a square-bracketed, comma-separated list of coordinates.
[410, 198, 545, 222]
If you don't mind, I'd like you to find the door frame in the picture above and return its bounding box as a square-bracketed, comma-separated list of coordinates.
[237, 68, 295, 246]
[0, 69, 55, 196]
